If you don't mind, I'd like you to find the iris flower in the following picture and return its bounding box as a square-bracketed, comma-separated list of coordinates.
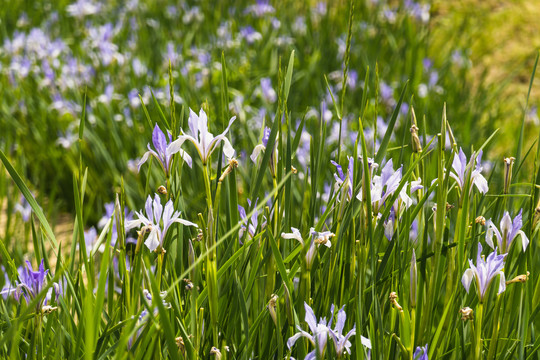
[138, 124, 193, 175]
[287, 302, 332, 360]
[328, 305, 371, 356]
[287, 302, 370, 360]
[126, 194, 197, 252]
[357, 159, 422, 210]
[331, 156, 354, 200]
[485, 210, 529, 254]
[169, 108, 236, 164]
[238, 198, 265, 242]
[251, 126, 277, 176]
[413, 344, 429, 360]
[450, 148, 488, 194]
[281, 227, 333, 269]
[1, 259, 60, 310]
[462, 243, 506, 301]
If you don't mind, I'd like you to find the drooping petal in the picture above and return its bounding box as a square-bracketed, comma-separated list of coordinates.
[485, 220, 502, 251]
[517, 230, 529, 252]
[166, 143, 193, 168]
[250, 144, 266, 163]
[287, 328, 313, 349]
[137, 150, 157, 172]
[471, 170, 489, 194]
[144, 227, 160, 252]
[281, 227, 304, 245]
[497, 271, 506, 295]
[461, 268, 475, 294]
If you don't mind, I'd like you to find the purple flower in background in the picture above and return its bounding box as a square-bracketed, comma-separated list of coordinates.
[260, 77, 277, 103]
[331, 156, 354, 200]
[414, 344, 429, 360]
[450, 148, 489, 194]
[169, 108, 236, 164]
[66, 0, 101, 17]
[83, 227, 98, 255]
[1, 260, 60, 309]
[239, 26, 262, 44]
[251, 126, 278, 175]
[238, 198, 265, 241]
[14, 195, 32, 222]
[380, 81, 395, 105]
[462, 243, 506, 301]
[486, 210, 529, 254]
[244, 0, 275, 17]
[422, 58, 433, 71]
[126, 194, 197, 252]
[138, 124, 193, 175]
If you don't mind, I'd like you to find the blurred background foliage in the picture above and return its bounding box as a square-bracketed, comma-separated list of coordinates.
[0, 0, 538, 228]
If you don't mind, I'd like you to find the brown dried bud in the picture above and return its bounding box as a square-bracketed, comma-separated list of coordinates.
[210, 346, 222, 359]
[475, 216, 486, 226]
[459, 307, 473, 321]
[157, 185, 167, 195]
[41, 305, 58, 315]
[389, 292, 403, 312]
[506, 272, 530, 285]
[184, 278, 194, 290]
[291, 166, 298, 174]
[446, 203, 455, 211]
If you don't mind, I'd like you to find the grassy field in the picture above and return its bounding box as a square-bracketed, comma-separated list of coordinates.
[1, 0, 539, 359]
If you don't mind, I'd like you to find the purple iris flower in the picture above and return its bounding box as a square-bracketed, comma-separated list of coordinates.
[486, 210, 529, 254]
[450, 148, 488, 194]
[138, 124, 193, 175]
[125, 194, 197, 252]
[169, 108, 236, 164]
[244, 0, 275, 17]
[260, 77, 277, 103]
[238, 198, 265, 242]
[331, 156, 354, 200]
[287, 302, 332, 359]
[239, 26, 262, 44]
[1, 260, 60, 309]
[14, 195, 32, 222]
[462, 243, 506, 301]
[287, 302, 370, 360]
[413, 344, 429, 360]
[328, 305, 371, 356]
[97, 202, 135, 247]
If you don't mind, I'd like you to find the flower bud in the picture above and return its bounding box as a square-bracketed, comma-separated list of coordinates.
[475, 216, 486, 226]
[210, 346, 222, 359]
[459, 307, 473, 321]
[410, 250, 417, 308]
[503, 157, 515, 194]
[389, 292, 403, 312]
[410, 106, 423, 153]
[506, 271, 530, 285]
[268, 294, 278, 325]
[41, 305, 58, 315]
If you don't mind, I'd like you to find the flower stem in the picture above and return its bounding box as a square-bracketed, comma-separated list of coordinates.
[475, 302, 484, 360]
[202, 163, 219, 345]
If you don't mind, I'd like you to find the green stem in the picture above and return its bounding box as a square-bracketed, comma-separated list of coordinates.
[475, 302, 484, 360]
[202, 163, 219, 345]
